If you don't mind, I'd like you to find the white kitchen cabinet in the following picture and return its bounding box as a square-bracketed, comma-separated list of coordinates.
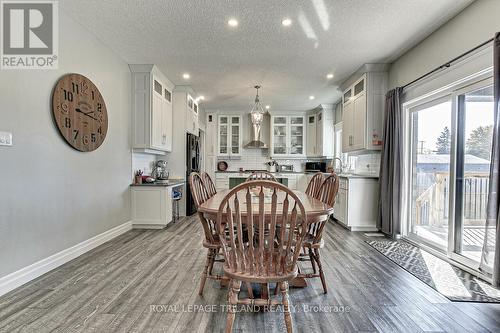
[297, 173, 310, 192]
[342, 101, 353, 153]
[186, 94, 199, 135]
[270, 115, 306, 158]
[341, 70, 387, 153]
[218, 115, 242, 157]
[215, 173, 230, 191]
[306, 106, 334, 158]
[333, 176, 379, 231]
[285, 174, 298, 190]
[131, 184, 182, 229]
[173, 88, 199, 138]
[205, 113, 217, 179]
[206, 114, 217, 156]
[306, 115, 317, 156]
[315, 107, 334, 157]
[130, 65, 173, 154]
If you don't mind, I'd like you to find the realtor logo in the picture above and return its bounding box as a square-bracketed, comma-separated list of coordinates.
[1, 0, 58, 69]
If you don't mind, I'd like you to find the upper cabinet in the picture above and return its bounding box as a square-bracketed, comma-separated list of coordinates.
[218, 115, 242, 157]
[306, 105, 334, 158]
[341, 67, 387, 153]
[270, 115, 306, 158]
[130, 64, 173, 154]
[172, 87, 199, 136]
[186, 94, 199, 135]
[306, 114, 317, 155]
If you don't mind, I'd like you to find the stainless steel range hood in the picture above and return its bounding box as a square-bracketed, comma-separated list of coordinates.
[244, 116, 268, 148]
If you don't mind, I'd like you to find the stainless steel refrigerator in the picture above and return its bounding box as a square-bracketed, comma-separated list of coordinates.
[186, 133, 200, 216]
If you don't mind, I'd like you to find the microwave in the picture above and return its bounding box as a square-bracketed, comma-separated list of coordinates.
[305, 162, 326, 173]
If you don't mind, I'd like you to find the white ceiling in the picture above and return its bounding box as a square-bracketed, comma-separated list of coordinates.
[61, 0, 473, 111]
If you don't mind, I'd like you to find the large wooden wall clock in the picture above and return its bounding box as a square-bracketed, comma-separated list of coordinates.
[52, 73, 108, 152]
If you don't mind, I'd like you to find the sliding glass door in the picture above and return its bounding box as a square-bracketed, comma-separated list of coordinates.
[406, 77, 494, 270]
[409, 97, 452, 250]
[453, 82, 494, 264]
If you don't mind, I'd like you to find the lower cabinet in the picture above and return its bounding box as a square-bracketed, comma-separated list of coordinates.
[215, 173, 303, 191]
[333, 177, 379, 231]
[215, 173, 229, 191]
[131, 185, 182, 229]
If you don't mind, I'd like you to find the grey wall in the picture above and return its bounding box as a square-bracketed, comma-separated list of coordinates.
[389, 0, 500, 89]
[0, 12, 131, 278]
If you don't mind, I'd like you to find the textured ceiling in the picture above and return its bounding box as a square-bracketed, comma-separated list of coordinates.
[61, 0, 473, 111]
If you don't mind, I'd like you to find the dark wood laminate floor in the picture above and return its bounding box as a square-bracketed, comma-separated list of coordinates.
[1, 217, 500, 333]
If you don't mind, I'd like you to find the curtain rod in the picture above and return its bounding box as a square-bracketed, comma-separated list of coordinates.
[401, 37, 494, 90]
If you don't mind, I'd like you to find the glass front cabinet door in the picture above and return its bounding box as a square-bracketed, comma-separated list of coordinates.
[230, 116, 241, 155]
[272, 116, 287, 156]
[271, 115, 305, 157]
[218, 115, 241, 156]
[289, 116, 304, 156]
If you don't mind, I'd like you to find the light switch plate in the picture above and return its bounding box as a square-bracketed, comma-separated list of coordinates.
[0, 131, 13, 146]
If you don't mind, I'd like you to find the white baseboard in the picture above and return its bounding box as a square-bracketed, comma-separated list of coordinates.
[0, 220, 132, 297]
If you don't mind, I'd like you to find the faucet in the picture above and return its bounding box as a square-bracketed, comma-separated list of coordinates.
[333, 157, 344, 174]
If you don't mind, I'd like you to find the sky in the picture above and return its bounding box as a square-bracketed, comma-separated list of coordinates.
[415, 100, 494, 152]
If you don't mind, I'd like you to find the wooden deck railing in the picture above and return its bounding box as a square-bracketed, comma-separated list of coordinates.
[415, 172, 489, 226]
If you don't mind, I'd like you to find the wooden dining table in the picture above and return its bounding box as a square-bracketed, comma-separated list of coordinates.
[197, 188, 334, 294]
[198, 188, 334, 223]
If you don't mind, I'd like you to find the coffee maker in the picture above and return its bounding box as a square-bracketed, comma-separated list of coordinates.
[152, 160, 169, 184]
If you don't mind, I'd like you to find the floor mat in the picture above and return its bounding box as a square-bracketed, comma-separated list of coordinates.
[366, 239, 500, 303]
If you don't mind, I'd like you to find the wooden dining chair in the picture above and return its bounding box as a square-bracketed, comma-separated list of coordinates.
[300, 173, 339, 294]
[188, 172, 225, 295]
[217, 181, 309, 333]
[305, 172, 324, 197]
[201, 172, 217, 197]
[245, 171, 277, 182]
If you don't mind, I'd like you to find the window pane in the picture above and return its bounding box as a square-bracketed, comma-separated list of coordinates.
[410, 99, 452, 250]
[458, 85, 494, 263]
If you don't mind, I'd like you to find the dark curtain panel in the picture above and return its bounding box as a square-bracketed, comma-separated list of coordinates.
[481, 32, 500, 286]
[377, 87, 404, 236]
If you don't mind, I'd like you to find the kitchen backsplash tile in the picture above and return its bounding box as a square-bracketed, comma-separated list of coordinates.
[132, 152, 157, 175]
[347, 152, 381, 175]
[217, 148, 305, 172]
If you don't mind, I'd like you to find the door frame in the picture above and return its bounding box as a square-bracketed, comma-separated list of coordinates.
[448, 77, 494, 268]
[403, 94, 454, 252]
[401, 69, 493, 274]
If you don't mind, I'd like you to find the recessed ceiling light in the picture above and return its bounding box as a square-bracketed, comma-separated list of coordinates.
[228, 19, 239, 27]
[326, 73, 334, 79]
[182, 73, 190, 79]
[281, 18, 292, 27]
[265, 105, 270, 109]
[309, 95, 315, 100]
[198, 95, 205, 101]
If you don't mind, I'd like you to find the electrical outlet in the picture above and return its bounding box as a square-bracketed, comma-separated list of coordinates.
[0, 131, 13, 146]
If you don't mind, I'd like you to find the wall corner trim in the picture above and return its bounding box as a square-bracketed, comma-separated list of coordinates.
[0, 220, 133, 297]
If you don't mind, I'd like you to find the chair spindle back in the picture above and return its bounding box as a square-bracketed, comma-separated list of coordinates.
[189, 172, 217, 244]
[217, 181, 308, 278]
[246, 171, 278, 182]
[308, 173, 340, 244]
[201, 172, 217, 197]
[305, 172, 324, 198]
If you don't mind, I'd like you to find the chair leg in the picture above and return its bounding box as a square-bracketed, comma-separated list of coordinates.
[246, 282, 254, 299]
[198, 249, 213, 295]
[280, 281, 293, 333]
[208, 249, 216, 276]
[308, 248, 317, 274]
[225, 279, 241, 333]
[314, 248, 327, 294]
